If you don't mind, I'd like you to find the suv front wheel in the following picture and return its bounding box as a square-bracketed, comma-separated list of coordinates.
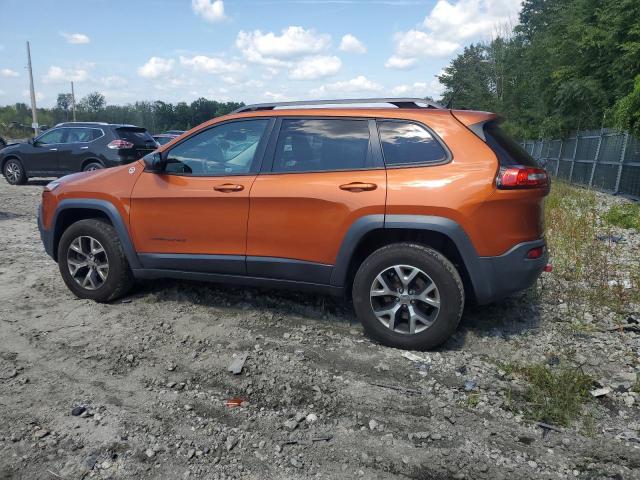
[58, 219, 134, 302]
[352, 243, 464, 350]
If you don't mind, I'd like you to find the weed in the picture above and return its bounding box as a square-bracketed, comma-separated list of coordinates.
[502, 363, 593, 427]
[603, 202, 640, 231]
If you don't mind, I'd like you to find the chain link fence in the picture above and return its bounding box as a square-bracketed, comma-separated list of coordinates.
[522, 129, 640, 198]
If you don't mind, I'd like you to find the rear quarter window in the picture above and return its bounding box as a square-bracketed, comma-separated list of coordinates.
[116, 128, 155, 145]
[483, 122, 539, 167]
[377, 121, 448, 166]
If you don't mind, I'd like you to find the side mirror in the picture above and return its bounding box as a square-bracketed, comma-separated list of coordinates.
[28, 138, 34, 145]
[143, 152, 165, 173]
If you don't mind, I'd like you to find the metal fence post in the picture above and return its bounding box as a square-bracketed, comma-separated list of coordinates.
[588, 128, 604, 187]
[568, 134, 578, 183]
[556, 140, 562, 177]
[614, 132, 629, 194]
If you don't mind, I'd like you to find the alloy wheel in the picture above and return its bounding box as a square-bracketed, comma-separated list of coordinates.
[369, 264, 440, 335]
[5, 161, 21, 184]
[66, 236, 109, 290]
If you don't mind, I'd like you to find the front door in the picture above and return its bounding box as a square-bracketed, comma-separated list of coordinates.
[246, 117, 386, 283]
[28, 128, 67, 173]
[130, 118, 273, 275]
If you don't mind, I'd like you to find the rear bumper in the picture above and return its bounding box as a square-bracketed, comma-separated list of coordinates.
[474, 239, 548, 305]
[37, 204, 55, 259]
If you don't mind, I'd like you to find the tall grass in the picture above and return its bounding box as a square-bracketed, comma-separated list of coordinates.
[542, 182, 640, 321]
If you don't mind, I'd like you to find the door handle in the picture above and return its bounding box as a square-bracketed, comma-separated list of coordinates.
[81, 146, 89, 149]
[339, 182, 377, 192]
[49, 148, 58, 151]
[213, 183, 244, 192]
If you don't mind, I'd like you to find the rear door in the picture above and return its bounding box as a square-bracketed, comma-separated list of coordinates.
[115, 127, 157, 162]
[130, 118, 273, 274]
[58, 127, 105, 173]
[246, 117, 386, 283]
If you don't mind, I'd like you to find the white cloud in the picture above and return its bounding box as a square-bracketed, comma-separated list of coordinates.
[384, 56, 418, 70]
[339, 34, 366, 54]
[61, 32, 90, 44]
[386, 0, 522, 69]
[43, 65, 89, 83]
[179, 55, 244, 74]
[311, 75, 382, 96]
[191, 0, 226, 22]
[289, 56, 341, 80]
[101, 75, 128, 88]
[137, 57, 174, 79]
[0, 68, 19, 78]
[391, 78, 444, 98]
[236, 26, 331, 66]
[0, 89, 5, 96]
[424, 0, 521, 42]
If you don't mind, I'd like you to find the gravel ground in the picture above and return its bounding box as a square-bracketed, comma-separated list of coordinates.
[0, 179, 639, 480]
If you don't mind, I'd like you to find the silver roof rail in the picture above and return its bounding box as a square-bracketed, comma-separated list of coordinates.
[231, 98, 443, 114]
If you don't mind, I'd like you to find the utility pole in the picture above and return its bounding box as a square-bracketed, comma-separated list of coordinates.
[71, 81, 77, 121]
[26, 41, 39, 136]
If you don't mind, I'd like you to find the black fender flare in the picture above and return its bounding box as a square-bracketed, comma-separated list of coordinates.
[51, 199, 141, 269]
[330, 214, 489, 302]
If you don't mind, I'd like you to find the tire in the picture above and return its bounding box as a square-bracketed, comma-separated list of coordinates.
[57, 219, 134, 302]
[83, 162, 104, 172]
[352, 243, 464, 350]
[3, 158, 27, 185]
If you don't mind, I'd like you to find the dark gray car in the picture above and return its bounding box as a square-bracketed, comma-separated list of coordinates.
[0, 122, 158, 185]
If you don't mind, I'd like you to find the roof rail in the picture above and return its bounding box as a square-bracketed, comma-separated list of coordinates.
[231, 97, 443, 114]
[55, 121, 110, 127]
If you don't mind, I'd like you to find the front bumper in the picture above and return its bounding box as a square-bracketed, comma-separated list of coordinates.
[38, 203, 55, 259]
[473, 239, 548, 305]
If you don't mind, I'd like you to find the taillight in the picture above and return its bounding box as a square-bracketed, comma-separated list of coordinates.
[526, 246, 544, 259]
[107, 139, 134, 149]
[497, 166, 548, 189]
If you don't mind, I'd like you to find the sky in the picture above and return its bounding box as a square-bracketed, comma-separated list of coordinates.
[0, 0, 523, 108]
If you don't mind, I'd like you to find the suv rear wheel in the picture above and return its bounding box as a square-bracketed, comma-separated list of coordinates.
[352, 243, 464, 350]
[83, 162, 104, 172]
[58, 219, 134, 302]
[3, 158, 27, 185]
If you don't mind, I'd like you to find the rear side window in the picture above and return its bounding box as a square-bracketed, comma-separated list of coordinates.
[116, 127, 155, 145]
[378, 121, 447, 166]
[66, 127, 103, 143]
[483, 121, 539, 167]
[272, 119, 375, 173]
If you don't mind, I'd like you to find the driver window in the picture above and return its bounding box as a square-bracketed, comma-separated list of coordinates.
[165, 119, 269, 176]
[37, 129, 66, 145]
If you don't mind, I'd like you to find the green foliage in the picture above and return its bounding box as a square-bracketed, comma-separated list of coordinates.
[0, 96, 244, 139]
[439, 0, 640, 139]
[603, 202, 640, 231]
[509, 363, 593, 426]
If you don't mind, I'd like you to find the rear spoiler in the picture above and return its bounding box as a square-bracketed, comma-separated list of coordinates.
[450, 110, 498, 141]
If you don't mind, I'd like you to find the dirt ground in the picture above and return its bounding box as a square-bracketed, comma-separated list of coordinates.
[0, 179, 639, 480]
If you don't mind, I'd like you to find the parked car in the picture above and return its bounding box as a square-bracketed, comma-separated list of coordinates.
[37, 98, 550, 350]
[163, 130, 185, 135]
[153, 133, 179, 146]
[1, 122, 157, 185]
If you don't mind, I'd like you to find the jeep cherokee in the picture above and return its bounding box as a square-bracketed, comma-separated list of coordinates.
[38, 98, 550, 350]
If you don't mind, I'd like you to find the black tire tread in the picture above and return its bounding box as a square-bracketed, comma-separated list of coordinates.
[352, 242, 464, 350]
[3, 158, 28, 185]
[57, 219, 134, 302]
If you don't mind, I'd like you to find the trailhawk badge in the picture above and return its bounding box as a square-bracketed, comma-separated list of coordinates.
[128, 166, 136, 174]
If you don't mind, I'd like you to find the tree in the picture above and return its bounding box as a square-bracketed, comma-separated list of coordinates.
[78, 92, 106, 115]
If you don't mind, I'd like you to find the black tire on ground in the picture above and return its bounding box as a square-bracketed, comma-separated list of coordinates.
[3, 158, 28, 185]
[352, 243, 464, 350]
[57, 219, 134, 302]
[83, 162, 104, 172]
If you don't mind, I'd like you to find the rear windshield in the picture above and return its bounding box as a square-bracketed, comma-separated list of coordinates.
[116, 127, 155, 146]
[483, 121, 539, 167]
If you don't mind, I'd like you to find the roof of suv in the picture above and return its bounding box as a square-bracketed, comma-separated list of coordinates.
[54, 122, 143, 129]
[231, 97, 443, 114]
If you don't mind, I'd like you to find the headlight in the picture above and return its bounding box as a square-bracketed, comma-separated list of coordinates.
[45, 181, 62, 191]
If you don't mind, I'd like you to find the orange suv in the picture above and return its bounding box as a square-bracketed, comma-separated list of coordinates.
[38, 98, 549, 350]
